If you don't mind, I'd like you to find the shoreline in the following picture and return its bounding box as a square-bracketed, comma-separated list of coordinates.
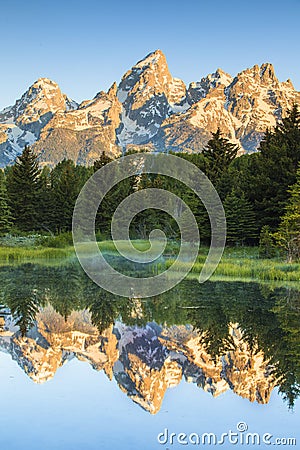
[0, 240, 299, 283]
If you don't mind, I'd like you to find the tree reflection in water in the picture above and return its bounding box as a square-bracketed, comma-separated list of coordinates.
[0, 262, 299, 411]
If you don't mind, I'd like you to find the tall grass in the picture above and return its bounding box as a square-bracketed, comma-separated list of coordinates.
[165, 251, 300, 282]
[0, 246, 74, 262]
[0, 238, 299, 282]
[98, 239, 151, 253]
[97, 239, 179, 255]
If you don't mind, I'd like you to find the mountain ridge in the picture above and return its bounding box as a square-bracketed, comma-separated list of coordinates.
[0, 306, 278, 414]
[0, 50, 299, 167]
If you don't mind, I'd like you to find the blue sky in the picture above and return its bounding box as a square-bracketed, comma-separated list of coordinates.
[1, 0, 299, 109]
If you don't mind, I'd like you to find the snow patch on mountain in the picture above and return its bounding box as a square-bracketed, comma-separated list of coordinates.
[0, 51, 299, 166]
[0, 78, 78, 166]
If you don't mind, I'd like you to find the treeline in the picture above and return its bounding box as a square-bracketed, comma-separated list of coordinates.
[0, 105, 299, 259]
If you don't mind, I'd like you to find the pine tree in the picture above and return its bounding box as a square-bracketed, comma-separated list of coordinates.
[39, 166, 55, 233]
[51, 160, 81, 232]
[202, 128, 239, 187]
[93, 155, 137, 238]
[274, 166, 300, 262]
[224, 189, 258, 246]
[259, 225, 276, 258]
[131, 174, 178, 239]
[6, 146, 42, 231]
[275, 104, 300, 170]
[93, 151, 113, 171]
[0, 170, 13, 233]
[249, 105, 300, 230]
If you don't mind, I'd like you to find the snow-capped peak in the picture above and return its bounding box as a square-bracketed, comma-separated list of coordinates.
[187, 68, 233, 105]
[0, 51, 299, 168]
[0, 77, 77, 166]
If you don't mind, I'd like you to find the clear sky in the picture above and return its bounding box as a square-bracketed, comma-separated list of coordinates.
[1, 0, 299, 109]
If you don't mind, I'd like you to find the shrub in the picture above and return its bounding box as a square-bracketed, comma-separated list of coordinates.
[39, 232, 74, 248]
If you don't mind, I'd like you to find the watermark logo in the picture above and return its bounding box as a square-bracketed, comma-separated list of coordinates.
[72, 153, 226, 297]
[157, 422, 297, 446]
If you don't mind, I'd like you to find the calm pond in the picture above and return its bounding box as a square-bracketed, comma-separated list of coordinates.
[0, 261, 299, 449]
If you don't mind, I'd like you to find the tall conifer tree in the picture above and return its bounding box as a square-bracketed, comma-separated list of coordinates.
[274, 166, 300, 262]
[202, 128, 238, 186]
[224, 189, 258, 245]
[0, 170, 13, 233]
[6, 146, 41, 231]
[248, 105, 300, 229]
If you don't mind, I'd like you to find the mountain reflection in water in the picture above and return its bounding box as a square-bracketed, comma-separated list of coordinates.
[0, 262, 299, 414]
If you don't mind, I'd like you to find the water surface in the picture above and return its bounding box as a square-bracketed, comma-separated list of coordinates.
[0, 262, 299, 449]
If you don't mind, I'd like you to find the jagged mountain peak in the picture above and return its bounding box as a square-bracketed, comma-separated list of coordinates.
[214, 67, 232, 80]
[0, 51, 299, 167]
[204, 68, 233, 88]
[187, 68, 233, 105]
[19, 76, 65, 102]
[30, 78, 78, 111]
[233, 62, 279, 87]
[107, 81, 118, 98]
[134, 49, 166, 69]
[160, 58, 299, 154]
[215, 67, 227, 74]
[117, 49, 171, 104]
[0, 76, 75, 126]
[32, 77, 122, 166]
[32, 77, 59, 87]
[0, 77, 77, 166]
[259, 62, 275, 75]
[91, 82, 118, 104]
[116, 49, 187, 148]
[283, 78, 295, 89]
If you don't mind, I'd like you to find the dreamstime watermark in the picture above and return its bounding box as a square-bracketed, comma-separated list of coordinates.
[157, 422, 297, 446]
[72, 153, 226, 297]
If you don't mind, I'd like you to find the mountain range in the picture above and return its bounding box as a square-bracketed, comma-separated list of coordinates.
[0, 50, 299, 167]
[0, 305, 278, 414]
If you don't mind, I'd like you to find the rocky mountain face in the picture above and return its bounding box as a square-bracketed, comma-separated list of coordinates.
[0, 306, 278, 414]
[116, 50, 188, 148]
[33, 82, 122, 166]
[0, 51, 299, 167]
[159, 63, 300, 153]
[0, 78, 78, 166]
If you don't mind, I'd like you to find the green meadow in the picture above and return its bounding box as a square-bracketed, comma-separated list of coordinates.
[0, 237, 299, 282]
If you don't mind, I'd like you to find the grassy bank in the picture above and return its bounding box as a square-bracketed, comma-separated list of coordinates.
[0, 237, 299, 282]
[0, 239, 165, 262]
[165, 247, 300, 282]
[0, 246, 75, 262]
